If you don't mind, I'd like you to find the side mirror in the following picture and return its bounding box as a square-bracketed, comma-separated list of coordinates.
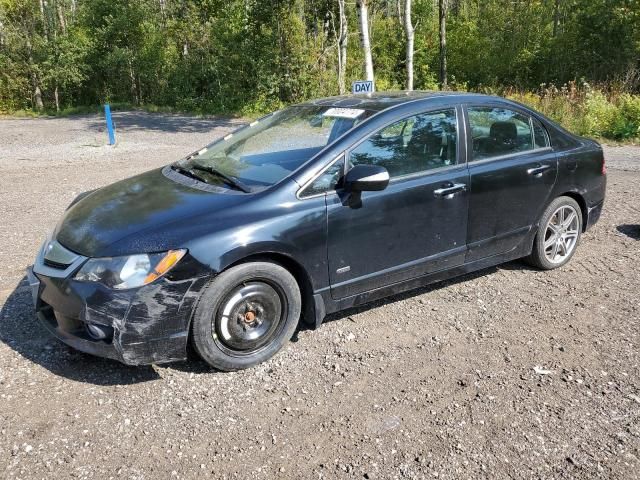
[344, 164, 390, 192]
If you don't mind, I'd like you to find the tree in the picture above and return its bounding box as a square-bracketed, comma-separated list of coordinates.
[1, 0, 639, 114]
[337, 0, 348, 94]
[399, 0, 415, 90]
[356, 0, 374, 83]
[41, 30, 89, 111]
[438, 0, 447, 89]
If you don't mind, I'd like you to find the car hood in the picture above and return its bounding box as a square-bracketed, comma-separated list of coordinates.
[55, 168, 252, 258]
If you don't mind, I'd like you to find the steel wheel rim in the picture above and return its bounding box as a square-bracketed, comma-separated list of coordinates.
[214, 281, 285, 354]
[543, 205, 580, 264]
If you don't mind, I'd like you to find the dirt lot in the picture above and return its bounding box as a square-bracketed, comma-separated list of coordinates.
[1, 112, 638, 479]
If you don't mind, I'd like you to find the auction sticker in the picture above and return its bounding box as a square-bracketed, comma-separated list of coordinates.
[322, 108, 365, 119]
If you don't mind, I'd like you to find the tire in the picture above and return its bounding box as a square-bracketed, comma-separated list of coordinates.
[526, 196, 583, 270]
[191, 262, 301, 371]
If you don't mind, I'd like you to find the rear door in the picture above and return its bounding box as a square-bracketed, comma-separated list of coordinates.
[464, 104, 557, 261]
[325, 106, 469, 299]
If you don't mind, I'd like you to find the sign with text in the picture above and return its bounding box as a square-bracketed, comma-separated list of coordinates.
[352, 80, 374, 95]
[322, 107, 365, 119]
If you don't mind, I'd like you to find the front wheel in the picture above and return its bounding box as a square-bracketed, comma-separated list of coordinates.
[527, 196, 583, 270]
[191, 262, 301, 371]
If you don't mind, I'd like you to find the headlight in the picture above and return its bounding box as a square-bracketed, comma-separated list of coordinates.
[74, 250, 186, 289]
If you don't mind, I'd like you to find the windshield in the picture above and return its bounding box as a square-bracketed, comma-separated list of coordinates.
[178, 105, 373, 190]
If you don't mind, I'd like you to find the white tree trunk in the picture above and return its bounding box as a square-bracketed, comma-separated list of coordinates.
[39, 0, 49, 40]
[34, 84, 44, 110]
[552, 0, 560, 37]
[356, 0, 374, 83]
[57, 4, 67, 34]
[337, 0, 348, 94]
[129, 57, 139, 105]
[403, 0, 415, 90]
[54, 85, 60, 112]
[439, 0, 448, 89]
[27, 38, 44, 110]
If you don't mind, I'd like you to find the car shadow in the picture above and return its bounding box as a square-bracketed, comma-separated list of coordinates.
[617, 224, 640, 240]
[303, 259, 535, 329]
[1, 260, 536, 382]
[0, 276, 163, 385]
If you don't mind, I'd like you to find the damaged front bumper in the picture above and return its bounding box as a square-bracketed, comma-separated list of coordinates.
[28, 249, 210, 365]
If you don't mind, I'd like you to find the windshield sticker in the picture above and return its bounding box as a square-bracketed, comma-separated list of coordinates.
[322, 107, 365, 119]
[223, 133, 233, 141]
[198, 148, 208, 155]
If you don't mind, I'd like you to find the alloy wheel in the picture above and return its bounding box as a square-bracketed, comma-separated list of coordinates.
[543, 205, 580, 264]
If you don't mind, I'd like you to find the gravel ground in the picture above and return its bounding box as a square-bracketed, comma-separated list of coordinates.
[0, 112, 638, 479]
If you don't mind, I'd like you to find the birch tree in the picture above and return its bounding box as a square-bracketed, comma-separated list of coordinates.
[356, 0, 374, 83]
[552, 0, 560, 37]
[337, 0, 348, 94]
[399, 0, 415, 90]
[438, 0, 447, 89]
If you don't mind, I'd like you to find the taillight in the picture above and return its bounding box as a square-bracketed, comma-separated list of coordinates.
[601, 153, 606, 175]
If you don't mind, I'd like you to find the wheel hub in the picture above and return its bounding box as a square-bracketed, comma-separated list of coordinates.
[215, 282, 284, 352]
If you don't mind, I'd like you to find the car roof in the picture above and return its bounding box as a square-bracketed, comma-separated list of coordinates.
[298, 90, 494, 112]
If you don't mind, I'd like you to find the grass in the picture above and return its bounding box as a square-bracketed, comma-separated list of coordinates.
[506, 82, 640, 144]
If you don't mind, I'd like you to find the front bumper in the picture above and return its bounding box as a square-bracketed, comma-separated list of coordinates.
[28, 250, 210, 365]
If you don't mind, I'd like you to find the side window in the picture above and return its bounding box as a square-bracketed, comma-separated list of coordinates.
[468, 107, 534, 161]
[349, 109, 457, 178]
[299, 157, 345, 198]
[532, 117, 550, 148]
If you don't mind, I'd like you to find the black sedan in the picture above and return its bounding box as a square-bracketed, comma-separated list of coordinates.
[27, 92, 606, 370]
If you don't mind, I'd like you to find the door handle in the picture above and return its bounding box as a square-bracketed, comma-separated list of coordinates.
[433, 183, 467, 198]
[527, 164, 551, 177]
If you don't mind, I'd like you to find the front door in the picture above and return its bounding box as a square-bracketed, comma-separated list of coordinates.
[327, 107, 469, 300]
[464, 105, 558, 261]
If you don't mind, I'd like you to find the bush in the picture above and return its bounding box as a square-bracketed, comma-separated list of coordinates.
[509, 83, 640, 142]
[581, 90, 619, 138]
[616, 94, 640, 139]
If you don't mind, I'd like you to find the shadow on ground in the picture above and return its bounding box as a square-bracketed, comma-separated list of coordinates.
[87, 111, 245, 135]
[0, 277, 164, 385]
[0, 260, 534, 382]
[617, 224, 640, 240]
[303, 260, 536, 329]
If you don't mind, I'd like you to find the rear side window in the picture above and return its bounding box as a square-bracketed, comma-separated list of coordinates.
[349, 109, 458, 178]
[468, 107, 535, 161]
[532, 117, 550, 148]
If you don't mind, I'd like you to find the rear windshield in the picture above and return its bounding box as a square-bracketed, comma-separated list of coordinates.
[181, 105, 374, 189]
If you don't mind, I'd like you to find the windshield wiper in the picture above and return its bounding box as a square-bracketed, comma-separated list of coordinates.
[191, 164, 251, 193]
[170, 164, 207, 183]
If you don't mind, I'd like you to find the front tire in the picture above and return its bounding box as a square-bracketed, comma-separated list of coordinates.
[527, 196, 583, 270]
[191, 262, 301, 371]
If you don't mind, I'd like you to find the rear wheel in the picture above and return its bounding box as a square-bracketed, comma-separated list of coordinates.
[527, 196, 583, 270]
[191, 262, 301, 371]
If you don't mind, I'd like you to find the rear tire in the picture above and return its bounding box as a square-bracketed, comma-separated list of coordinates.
[191, 262, 301, 371]
[526, 196, 583, 270]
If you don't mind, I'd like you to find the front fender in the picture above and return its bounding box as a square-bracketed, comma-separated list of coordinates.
[186, 195, 329, 292]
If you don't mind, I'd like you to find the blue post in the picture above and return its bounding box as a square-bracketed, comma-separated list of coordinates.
[104, 104, 116, 145]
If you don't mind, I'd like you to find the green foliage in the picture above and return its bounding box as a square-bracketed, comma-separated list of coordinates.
[0, 0, 639, 141]
[509, 83, 640, 141]
[616, 94, 640, 138]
